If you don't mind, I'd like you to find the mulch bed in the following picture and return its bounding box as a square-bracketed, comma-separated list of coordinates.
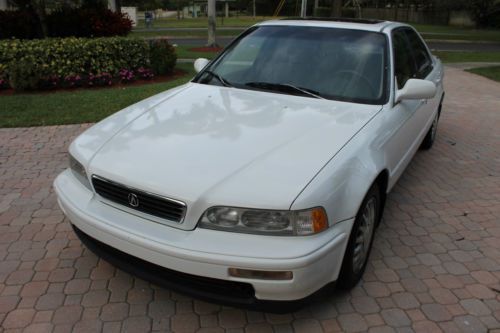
[0, 69, 188, 96]
[188, 46, 224, 53]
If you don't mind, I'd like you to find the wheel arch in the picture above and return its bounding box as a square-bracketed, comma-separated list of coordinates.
[373, 169, 389, 226]
[438, 91, 445, 117]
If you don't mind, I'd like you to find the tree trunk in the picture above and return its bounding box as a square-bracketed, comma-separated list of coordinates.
[0, 0, 8, 10]
[252, 0, 255, 17]
[394, 0, 400, 21]
[34, 0, 48, 38]
[313, 0, 319, 16]
[330, 0, 342, 17]
[207, 0, 217, 47]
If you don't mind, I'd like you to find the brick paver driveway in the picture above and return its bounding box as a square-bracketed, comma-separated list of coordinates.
[0, 67, 499, 333]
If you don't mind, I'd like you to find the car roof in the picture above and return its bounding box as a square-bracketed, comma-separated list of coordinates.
[256, 18, 409, 33]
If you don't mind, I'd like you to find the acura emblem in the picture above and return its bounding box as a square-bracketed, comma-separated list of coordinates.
[128, 193, 139, 207]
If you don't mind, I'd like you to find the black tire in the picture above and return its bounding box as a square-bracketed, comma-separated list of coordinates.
[337, 183, 381, 290]
[420, 107, 440, 150]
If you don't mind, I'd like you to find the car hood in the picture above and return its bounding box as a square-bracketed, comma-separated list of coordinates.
[86, 83, 381, 229]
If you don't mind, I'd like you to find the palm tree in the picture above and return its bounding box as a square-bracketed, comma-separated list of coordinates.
[207, 0, 217, 47]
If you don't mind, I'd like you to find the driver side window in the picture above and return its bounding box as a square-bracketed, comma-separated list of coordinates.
[404, 29, 433, 79]
[392, 30, 417, 89]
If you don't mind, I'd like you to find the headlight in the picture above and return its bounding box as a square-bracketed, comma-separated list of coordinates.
[199, 206, 328, 236]
[69, 153, 92, 190]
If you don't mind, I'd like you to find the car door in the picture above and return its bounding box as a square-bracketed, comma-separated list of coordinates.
[404, 27, 443, 127]
[384, 28, 425, 187]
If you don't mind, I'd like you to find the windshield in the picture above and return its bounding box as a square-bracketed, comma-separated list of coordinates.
[195, 25, 388, 105]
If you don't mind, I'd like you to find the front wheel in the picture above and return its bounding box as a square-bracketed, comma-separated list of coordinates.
[420, 109, 440, 150]
[337, 183, 381, 289]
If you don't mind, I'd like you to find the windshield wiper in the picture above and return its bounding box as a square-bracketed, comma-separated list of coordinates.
[245, 82, 325, 99]
[202, 70, 232, 87]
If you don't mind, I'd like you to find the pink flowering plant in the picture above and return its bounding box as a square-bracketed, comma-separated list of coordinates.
[64, 74, 83, 88]
[118, 68, 135, 83]
[0, 77, 8, 90]
[87, 72, 113, 87]
[0, 37, 176, 91]
[137, 67, 154, 80]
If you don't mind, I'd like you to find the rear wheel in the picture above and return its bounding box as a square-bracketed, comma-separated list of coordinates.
[337, 183, 381, 289]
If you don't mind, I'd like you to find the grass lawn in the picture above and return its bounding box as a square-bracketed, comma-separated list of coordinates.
[434, 51, 500, 63]
[130, 29, 244, 38]
[413, 24, 500, 42]
[0, 64, 195, 128]
[134, 16, 272, 29]
[466, 66, 500, 82]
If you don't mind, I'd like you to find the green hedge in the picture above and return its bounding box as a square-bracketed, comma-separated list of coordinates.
[0, 37, 177, 91]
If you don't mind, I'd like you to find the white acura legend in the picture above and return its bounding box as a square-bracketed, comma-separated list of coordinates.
[54, 18, 444, 306]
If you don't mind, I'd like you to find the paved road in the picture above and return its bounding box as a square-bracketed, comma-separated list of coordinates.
[0, 67, 500, 332]
[168, 36, 500, 52]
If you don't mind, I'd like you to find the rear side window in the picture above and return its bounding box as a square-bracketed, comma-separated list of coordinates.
[404, 29, 433, 78]
[392, 29, 416, 88]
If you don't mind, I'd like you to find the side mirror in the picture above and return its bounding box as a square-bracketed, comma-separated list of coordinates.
[395, 79, 437, 104]
[194, 58, 210, 73]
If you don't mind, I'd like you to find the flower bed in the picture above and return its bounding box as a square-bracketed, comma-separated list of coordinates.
[0, 37, 176, 91]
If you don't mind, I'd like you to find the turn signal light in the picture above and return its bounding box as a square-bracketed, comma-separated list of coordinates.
[228, 268, 293, 280]
[311, 207, 328, 233]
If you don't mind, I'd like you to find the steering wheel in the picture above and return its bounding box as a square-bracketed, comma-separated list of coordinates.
[332, 70, 376, 99]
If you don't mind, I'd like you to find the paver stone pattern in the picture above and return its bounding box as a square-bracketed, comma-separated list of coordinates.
[0, 67, 499, 332]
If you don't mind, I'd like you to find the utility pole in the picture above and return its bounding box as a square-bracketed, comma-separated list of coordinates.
[207, 0, 217, 47]
[300, 0, 307, 17]
[314, 0, 319, 16]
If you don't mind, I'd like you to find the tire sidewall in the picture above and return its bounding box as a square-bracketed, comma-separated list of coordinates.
[338, 183, 381, 289]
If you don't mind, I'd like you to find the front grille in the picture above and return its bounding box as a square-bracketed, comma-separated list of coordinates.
[91, 176, 186, 222]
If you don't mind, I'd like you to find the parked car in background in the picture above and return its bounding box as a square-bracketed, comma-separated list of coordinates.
[54, 18, 444, 308]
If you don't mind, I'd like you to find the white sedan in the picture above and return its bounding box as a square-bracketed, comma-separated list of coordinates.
[54, 18, 444, 305]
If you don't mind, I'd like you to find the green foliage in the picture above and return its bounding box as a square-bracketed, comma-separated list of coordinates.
[0, 63, 194, 128]
[0, 37, 177, 91]
[314, 7, 331, 17]
[8, 58, 42, 91]
[468, 0, 500, 28]
[149, 39, 177, 75]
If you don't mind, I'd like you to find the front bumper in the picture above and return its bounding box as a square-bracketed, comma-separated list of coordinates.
[54, 169, 353, 302]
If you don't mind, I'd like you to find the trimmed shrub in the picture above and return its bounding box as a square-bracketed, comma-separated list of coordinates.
[8, 59, 42, 91]
[0, 37, 177, 91]
[149, 39, 177, 75]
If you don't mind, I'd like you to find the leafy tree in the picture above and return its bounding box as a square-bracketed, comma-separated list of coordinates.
[468, 0, 497, 26]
